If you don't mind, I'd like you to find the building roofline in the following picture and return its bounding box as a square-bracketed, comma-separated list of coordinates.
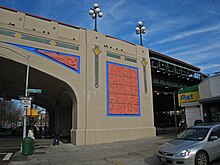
[199, 96, 220, 104]
[0, 6, 83, 30]
[149, 49, 201, 71]
[106, 35, 135, 46]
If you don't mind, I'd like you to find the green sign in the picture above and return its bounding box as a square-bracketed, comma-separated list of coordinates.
[27, 89, 42, 93]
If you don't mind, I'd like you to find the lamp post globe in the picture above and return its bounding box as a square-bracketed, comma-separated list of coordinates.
[136, 21, 146, 46]
[98, 12, 103, 17]
[95, 8, 100, 13]
[89, 9, 94, 15]
[89, 3, 103, 32]
[93, 3, 98, 8]
[135, 27, 140, 34]
[138, 21, 143, 26]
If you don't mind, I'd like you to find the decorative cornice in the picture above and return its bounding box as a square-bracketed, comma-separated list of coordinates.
[0, 28, 79, 51]
[107, 52, 137, 63]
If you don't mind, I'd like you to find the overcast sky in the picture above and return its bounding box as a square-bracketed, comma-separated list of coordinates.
[1, 0, 220, 75]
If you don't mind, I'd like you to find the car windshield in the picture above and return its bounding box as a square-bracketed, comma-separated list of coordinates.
[176, 127, 210, 141]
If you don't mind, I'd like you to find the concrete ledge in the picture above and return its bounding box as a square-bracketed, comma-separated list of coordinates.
[85, 127, 156, 145]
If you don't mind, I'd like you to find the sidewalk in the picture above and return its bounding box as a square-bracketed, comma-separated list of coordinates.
[9, 132, 176, 165]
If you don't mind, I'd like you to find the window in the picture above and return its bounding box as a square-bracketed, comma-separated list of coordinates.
[209, 126, 220, 138]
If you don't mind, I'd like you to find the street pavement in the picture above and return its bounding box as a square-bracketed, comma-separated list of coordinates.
[6, 130, 220, 165]
[8, 132, 176, 165]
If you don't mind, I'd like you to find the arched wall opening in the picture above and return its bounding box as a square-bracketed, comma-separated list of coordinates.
[0, 55, 77, 143]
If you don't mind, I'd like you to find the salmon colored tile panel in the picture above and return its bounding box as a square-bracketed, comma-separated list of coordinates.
[117, 66, 123, 76]
[124, 77, 131, 86]
[131, 87, 138, 96]
[130, 69, 137, 78]
[108, 84, 118, 94]
[131, 95, 139, 104]
[124, 95, 130, 104]
[124, 86, 131, 95]
[124, 95, 128, 103]
[123, 67, 131, 76]
[109, 103, 118, 114]
[117, 76, 124, 85]
[108, 64, 114, 74]
[117, 104, 125, 114]
[127, 77, 132, 86]
[113, 103, 118, 114]
[130, 78, 138, 87]
[122, 77, 127, 86]
[113, 65, 119, 75]
[108, 64, 117, 75]
[128, 105, 134, 114]
[108, 74, 117, 84]
[117, 94, 125, 104]
[107, 63, 139, 115]
[128, 104, 133, 114]
[132, 104, 139, 114]
[122, 77, 128, 86]
[118, 85, 125, 94]
[108, 103, 114, 114]
[109, 93, 118, 103]
[124, 104, 129, 113]
[36, 50, 78, 71]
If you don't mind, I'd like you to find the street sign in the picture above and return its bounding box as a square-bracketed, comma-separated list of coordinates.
[27, 89, 42, 93]
[22, 99, 31, 109]
[26, 108, 38, 117]
[19, 96, 34, 101]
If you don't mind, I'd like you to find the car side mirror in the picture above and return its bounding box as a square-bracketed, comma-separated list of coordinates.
[209, 136, 218, 141]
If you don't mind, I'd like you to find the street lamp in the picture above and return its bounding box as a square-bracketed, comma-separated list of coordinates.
[136, 21, 146, 46]
[89, 3, 103, 32]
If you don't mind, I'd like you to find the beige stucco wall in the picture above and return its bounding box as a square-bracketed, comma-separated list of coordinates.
[83, 31, 155, 145]
[0, 7, 155, 145]
[199, 74, 220, 100]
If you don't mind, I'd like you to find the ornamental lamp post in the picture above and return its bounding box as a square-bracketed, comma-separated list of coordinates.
[136, 21, 146, 46]
[89, 3, 103, 32]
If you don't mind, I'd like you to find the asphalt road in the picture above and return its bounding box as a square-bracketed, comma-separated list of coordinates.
[0, 137, 22, 153]
[0, 135, 22, 165]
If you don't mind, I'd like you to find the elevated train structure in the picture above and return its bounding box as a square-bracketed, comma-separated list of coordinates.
[149, 50, 206, 128]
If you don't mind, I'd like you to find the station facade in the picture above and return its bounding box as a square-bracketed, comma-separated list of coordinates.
[0, 7, 155, 145]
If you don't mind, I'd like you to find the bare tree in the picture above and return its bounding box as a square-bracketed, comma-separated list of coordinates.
[0, 99, 22, 125]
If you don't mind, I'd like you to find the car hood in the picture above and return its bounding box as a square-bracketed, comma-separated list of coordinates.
[159, 139, 201, 154]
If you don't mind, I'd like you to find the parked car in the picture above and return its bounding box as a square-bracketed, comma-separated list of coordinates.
[0, 124, 4, 132]
[157, 123, 220, 165]
[194, 119, 204, 126]
[11, 126, 31, 136]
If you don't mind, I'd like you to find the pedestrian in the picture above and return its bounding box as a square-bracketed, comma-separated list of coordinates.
[27, 129, 35, 140]
[32, 124, 37, 138]
[53, 125, 61, 145]
[179, 117, 186, 133]
[44, 124, 48, 139]
[39, 126, 43, 138]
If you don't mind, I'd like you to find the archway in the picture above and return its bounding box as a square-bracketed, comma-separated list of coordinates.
[0, 56, 77, 143]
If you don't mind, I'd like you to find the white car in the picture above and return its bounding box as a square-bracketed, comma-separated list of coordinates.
[157, 123, 220, 165]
